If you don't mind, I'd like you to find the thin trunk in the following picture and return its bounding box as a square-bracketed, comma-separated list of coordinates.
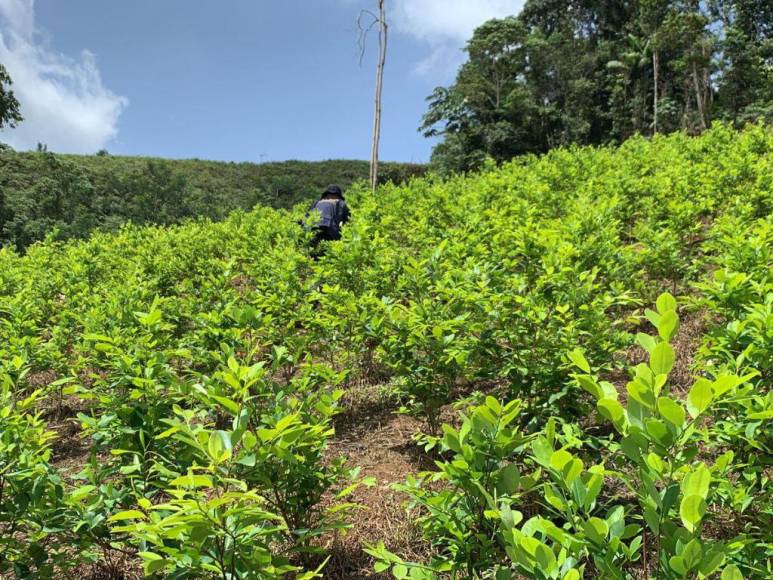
[370, 0, 388, 193]
[652, 49, 659, 134]
[692, 61, 707, 130]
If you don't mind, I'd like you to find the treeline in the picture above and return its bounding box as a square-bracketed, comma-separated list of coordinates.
[0, 149, 424, 251]
[423, 0, 773, 172]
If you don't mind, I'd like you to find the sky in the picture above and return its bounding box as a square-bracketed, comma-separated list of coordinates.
[0, 0, 523, 163]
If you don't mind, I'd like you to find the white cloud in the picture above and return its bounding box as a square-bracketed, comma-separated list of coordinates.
[391, 0, 524, 78]
[0, 0, 127, 152]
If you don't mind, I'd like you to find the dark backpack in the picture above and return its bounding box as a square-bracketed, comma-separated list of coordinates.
[309, 199, 347, 236]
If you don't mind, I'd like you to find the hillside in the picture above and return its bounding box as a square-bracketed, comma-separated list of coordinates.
[0, 125, 770, 578]
[0, 149, 425, 251]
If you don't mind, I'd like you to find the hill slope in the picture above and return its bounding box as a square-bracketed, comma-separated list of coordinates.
[0, 124, 770, 578]
[0, 149, 425, 250]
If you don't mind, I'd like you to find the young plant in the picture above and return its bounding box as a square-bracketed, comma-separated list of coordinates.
[367, 398, 537, 577]
[0, 375, 68, 576]
[110, 428, 306, 578]
[570, 293, 762, 578]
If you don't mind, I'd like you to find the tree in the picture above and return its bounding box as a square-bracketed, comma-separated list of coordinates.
[422, 0, 770, 173]
[710, 0, 773, 124]
[0, 64, 23, 131]
[358, 1, 388, 192]
[420, 17, 537, 172]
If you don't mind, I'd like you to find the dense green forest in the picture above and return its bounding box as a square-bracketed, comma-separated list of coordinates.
[0, 149, 424, 251]
[423, 0, 773, 172]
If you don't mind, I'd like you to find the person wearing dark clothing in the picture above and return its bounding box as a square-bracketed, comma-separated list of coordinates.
[305, 185, 351, 256]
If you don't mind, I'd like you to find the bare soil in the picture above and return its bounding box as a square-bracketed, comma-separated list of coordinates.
[322, 383, 433, 579]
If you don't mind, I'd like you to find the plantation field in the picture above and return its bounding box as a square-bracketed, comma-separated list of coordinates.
[0, 124, 771, 578]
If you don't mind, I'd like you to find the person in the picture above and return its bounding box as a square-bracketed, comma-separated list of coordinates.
[304, 185, 350, 256]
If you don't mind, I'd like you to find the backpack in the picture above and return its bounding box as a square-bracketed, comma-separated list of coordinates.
[309, 199, 346, 235]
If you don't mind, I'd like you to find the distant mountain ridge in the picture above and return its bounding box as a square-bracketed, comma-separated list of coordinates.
[0, 149, 425, 251]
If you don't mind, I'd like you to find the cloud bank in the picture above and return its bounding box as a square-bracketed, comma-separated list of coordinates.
[0, 0, 127, 152]
[392, 0, 524, 78]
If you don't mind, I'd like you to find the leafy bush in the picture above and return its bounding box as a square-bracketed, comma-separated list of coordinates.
[369, 295, 768, 578]
[0, 373, 67, 576]
[0, 126, 770, 577]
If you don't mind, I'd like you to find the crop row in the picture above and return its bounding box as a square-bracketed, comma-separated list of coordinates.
[0, 124, 770, 578]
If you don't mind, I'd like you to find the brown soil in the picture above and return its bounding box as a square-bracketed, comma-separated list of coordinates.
[25, 369, 58, 389]
[669, 309, 709, 394]
[322, 383, 434, 579]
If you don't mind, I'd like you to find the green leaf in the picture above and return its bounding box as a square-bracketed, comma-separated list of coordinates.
[207, 430, 233, 462]
[645, 309, 661, 329]
[657, 396, 685, 427]
[532, 437, 553, 467]
[650, 342, 675, 376]
[550, 449, 572, 470]
[714, 451, 734, 472]
[658, 310, 679, 342]
[645, 419, 672, 446]
[584, 517, 609, 543]
[108, 510, 146, 522]
[69, 485, 96, 502]
[627, 379, 655, 409]
[721, 565, 743, 580]
[171, 474, 214, 488]
[243, 430, 257, 450]
[699, 548, 725, 577]
[545, 486, 566, 512]
[499, 463, 521, 494]
[656, 293, 677, 315]
[644, 505, 660, 533]
[682, 463, 711, 499]
[212, 395, 240, 414]
[669, 556, 687, 575]
[680, 494, 707, 533]
[597, 398, 626, 430]
[563, 570, 580, 580]
[139, 551, 167, 574]
[687, 379, 713, 418]
[713, 372, 758, 397]
[442, 425, 462, 453]
[563, 458, 583, 485]
[584, 472, 604, 509]
[577, 375, 602, 398]
[568, 349, 590, 373]
[682, 538, 702, 570]
[636, 332, 657, 354]
[646, 452, 664, 474]
[534, 542, 556, 572]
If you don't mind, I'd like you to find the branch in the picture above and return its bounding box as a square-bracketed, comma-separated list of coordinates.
[356, 9, 381, 66]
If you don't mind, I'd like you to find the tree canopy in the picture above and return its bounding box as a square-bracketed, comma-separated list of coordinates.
[422, 0, 773, 172]
[0, 63, 23, 132]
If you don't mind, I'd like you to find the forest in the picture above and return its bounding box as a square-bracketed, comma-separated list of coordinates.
[423, 0, 772, 172]
[0, 150, 424, 251]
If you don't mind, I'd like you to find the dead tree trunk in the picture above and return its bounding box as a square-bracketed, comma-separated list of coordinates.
[369, 1, 387, 193]
[357, 2, 388, 192]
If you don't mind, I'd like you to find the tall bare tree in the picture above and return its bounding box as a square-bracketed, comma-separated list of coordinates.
[358, 1, 388, 192]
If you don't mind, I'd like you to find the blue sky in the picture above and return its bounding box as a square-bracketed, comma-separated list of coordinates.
[0, 0, 522, 162]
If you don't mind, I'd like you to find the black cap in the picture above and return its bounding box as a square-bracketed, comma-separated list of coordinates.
[324, 185, 343, 196]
